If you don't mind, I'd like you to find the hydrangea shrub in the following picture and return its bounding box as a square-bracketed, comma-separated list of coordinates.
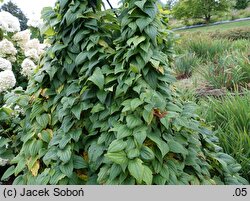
[0, 11, 45, 170]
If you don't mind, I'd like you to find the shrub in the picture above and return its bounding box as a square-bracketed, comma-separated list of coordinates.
[173, 52, 201, 79]
[235, 0, 249, 9]
[231, 39, 250, 52]
[5, 0, 248, 185]
[0, 88, 27, 158]
[209, 27, 250, 40]
[200, 92, 250, 181]
[0, 87, 28, 181]
[216, 127, 250, 181]
[0, 11, 45, 180]
[201, 51, 250, 89]
[177, 34, 231, 60]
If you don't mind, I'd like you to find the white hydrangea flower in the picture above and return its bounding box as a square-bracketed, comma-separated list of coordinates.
[25, 39, 40, 52]
[12, 29, 31, 49]
[0, 70, 16, 93]
[0, 57, 12, 71]
[0, 11, 20, 33]
[27, 18, 43, 29]
[0, 39, 17, 61]
[25, 49, 39, 61]
[0, 157, 9, 166]
[21, 58, 36, 77]
[14, 105, 25, 115]
[25, 39, 45, 56]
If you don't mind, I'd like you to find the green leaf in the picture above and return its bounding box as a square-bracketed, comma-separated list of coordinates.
[130, 62, 140, 73]
[127, 36, 138, 46]
[50, 168, 66, 185]
[74, 31, 85, 45]
[43, 27, 55, 37]
[88, 67, 105, 89]
[109, 164, 122, 180]
[69, 129, 82, 142]
[144, 5, 157, 18]
[52, 43, 67, 53]
[160, 164, 169, 179]
[142, 107, 154, 124]
[97, 166, 110, 184]
[91, 103, 105, 113]
[134, 36, 146, 47]
[65, 10, 77, 25]
[1, 166, 15, 180]
[105, 151, 128, 165]
[73, 155, 88, 169]
[29, 139, 43, 156]
[36, 113, 49, 128]
[98, 39, 109, 48]
[150, 58, 160, 69]
[142, 165, 153, 185]
[126, 115, 143, 129]
[168, 140, 188, 156]
[35, 168, 50, 185]
[108, 139, 127, 153]
[131, 98, 143, 110]
[133, 126, 147, 145]
[140, 41, 150, 52]
[57, 145, 72, 163]
[160, 116, 171, 129]
[167, 102, 182, 112]
[117, 125, 132, 139]
[97, 90, 108, 104]
[59, 135, 71, 149]
[145, 25, 157, 42]
[46, 66, 57, 80]
[59, 160, 73, 177]
[64, 63, 75, 75]
[30, 103, 43, 120]
[127, 148, 140, 159]
[39, 130, 51, 143]
[13, 175, 25, 185]
[148, 133, 169, 157]
[72, 103, 83, 120]
[128, 158, 144, 183]
[134, 0, 146, 10]
[43, 147, 57, 163]
[15, 159, 26, 176]
[59, 0, 68, 9]
[153, 174, 167, 184]
[136, 17, 152, 32]
[140, 146, 155, 161]
[62, 116, 74, 133]
[75, 52, 88, 66]
[88, 142, 104, 162]
[66, 82, 81, 96]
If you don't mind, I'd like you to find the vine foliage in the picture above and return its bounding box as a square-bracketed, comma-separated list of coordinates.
[3, 0, 248, 184]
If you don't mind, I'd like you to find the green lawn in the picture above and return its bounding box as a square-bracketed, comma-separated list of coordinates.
[177, 20, 250, 33]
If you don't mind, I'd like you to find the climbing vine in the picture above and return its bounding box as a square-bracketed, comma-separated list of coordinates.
[3, 0, 248, 185]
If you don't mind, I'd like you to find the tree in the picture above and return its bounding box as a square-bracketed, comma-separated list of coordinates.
[165, 0, 178, 9]
[6, 0, 247, 185]
[173, 0, 235, 23]
[235, 0, 249, 9]
[0, 1, 28, 30]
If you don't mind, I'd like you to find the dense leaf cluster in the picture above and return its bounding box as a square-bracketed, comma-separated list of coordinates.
[5, 0, 248, 184]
